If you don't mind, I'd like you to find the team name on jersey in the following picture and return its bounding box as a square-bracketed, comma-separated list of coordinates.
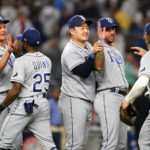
[32, 60, 50, 69]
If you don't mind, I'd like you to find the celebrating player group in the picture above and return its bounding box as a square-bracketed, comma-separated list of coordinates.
[0, 12, 150, 150]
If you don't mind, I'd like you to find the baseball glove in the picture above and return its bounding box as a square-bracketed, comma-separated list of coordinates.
[120, 103, 137, 126]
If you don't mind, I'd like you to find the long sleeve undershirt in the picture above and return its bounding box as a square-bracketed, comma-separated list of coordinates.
[125, 76, 149, 103]
[72, 54, 94, 78]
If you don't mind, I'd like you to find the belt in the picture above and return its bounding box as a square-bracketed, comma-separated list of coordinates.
[0, 90, 8, 94]
[19, 94, 46, 99]
[110, 88, 126, 96]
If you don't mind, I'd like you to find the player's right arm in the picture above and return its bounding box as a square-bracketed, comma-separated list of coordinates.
[94, 22, 106, 71]
[0, 34, 14, 72]
[0, 82, 22, 114]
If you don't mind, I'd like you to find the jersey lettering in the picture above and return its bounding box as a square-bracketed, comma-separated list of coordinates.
[107, 51, 123, 64]
[32, 60, 50, 69]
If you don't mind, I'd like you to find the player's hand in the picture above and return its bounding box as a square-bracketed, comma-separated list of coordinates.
[92, 42, 103, 54]
[97, 22, 106, 41]
[131, 47, 147, 56]
[7, 34, 14, 54]
[122, 100, 130, 109]
[13, 39, 22, 57]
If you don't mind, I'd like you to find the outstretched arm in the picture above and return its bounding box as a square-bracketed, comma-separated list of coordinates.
[122, 76, 149, 109]
[131, 47, 147, 56]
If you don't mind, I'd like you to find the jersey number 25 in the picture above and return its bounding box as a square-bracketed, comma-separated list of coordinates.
[33, 73, 50, 92]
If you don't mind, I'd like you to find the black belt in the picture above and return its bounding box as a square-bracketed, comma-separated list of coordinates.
[80, 98, 93, 104]
[110, 88, 126, 96]
[0, 90, 8, 94]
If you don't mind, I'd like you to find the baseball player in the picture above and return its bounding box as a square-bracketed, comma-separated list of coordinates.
[0, 16, 22, 150]
[94, 17, 129, 150]
[59, 15, 104, 150]
[122, 22, 150, 150]
[0, 28, 57, 150]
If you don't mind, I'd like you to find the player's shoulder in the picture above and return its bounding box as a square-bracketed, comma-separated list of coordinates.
[141, 51, 150, 61]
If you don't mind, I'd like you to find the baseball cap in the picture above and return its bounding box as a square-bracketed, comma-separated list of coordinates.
[144, 23, 150, 34]
[0, 16, 9, 24]
[97, 17, 118, 28]
[16, 28, 40, 45]
[69, 15, 92, 28]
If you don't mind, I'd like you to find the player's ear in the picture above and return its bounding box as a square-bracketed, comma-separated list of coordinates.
[69, 28, 74, 36]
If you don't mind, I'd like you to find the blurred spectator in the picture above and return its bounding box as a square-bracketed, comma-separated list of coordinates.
[125, 52, 138, 88]
[58, 24, 70, 51]
[39, 1, 60, 40]
[9, 8, 33, 40]
[40, 35, 62, 97]
[48, 89, 65, 150]
[0, 0, 16, 21]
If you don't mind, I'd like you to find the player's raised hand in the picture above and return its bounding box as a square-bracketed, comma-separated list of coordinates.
[131, 47, 147, 56]
[7, 34, 14, 54]
[97, 22, 106, 41]
[13, 39, 22, 57]
[92, 42, 104, 54]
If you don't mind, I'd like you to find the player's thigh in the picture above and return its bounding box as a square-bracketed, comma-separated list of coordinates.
[28, 113, 55, 149]
[59, 95, 92, 143]
[138, 112, 150, 147]
[0, 95, 9, 129]
[0, 113, 30, 143]
[94, 92, 124, 142]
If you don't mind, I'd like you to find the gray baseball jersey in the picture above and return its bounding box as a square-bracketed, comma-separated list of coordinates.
[0, 45, 22, 150]
[0, 52, 56, 150]
[11, 52, 51, 98]
[94, 44, 128, 150]
[137, 51, 150, 150]
[61, 39, 96, 102]
[95, 45, 128, 91]
[0, 45, 15, 92]
[138, 51, 150, 91]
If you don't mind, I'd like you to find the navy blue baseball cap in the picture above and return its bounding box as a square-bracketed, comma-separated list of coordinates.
[16, 28, 40, 45]
[144, 23, 150, 34]
[0, 16, 9, 24]
[98, 17, 118, 28]
[69, 15, 92, 28]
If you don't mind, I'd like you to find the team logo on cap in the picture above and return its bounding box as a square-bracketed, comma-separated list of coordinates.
[105, 17, 113, 23]
[79, 15, 86, 21]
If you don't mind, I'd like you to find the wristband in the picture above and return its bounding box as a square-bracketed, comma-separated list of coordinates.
[0, 103, 6, 112]
[89, 53, 95, 59]
[98, 40, 104, 45]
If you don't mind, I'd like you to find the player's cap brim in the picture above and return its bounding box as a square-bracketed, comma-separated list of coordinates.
[16, 34, 23, 41]
[84, 20, 93, 26]
[0, 20, 9, 24]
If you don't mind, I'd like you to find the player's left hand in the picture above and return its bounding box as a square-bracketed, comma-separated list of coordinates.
[122, 100, 130, 109]
[97, 22, 106, 41]
[7, 34, 14, 54]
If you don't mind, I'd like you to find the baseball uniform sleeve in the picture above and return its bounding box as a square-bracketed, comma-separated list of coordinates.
[138, 53, 150, 77]
[11, 59, 25, 84]
[64, 50, 86, 71]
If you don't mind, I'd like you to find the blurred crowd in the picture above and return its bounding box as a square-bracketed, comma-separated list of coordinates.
[1, 0, 150, 96]
[1, 0, 150, 149]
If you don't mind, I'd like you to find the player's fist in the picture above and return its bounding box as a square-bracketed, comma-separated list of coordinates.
[93, 42, 103, 54]
[7, 34, 14, 54]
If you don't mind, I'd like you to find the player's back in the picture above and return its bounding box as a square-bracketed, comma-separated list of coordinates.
[11, 52, 52, 98]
